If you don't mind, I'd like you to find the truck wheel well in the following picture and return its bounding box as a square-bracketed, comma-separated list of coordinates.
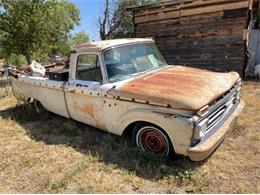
[123, 121, 177, 159]
[122, 121, 165, 139]
[33, 99, 48, 114]
[122, 121, 140, 138]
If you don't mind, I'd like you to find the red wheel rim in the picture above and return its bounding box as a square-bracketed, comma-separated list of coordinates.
[137, 127, 169, 155]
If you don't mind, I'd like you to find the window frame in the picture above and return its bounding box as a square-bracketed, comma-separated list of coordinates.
[75, 53, 104, 83]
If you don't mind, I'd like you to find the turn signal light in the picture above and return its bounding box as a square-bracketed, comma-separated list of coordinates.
[197, 105, 209, 117]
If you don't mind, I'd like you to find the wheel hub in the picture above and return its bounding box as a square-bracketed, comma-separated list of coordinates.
[141, 129, 166, 154]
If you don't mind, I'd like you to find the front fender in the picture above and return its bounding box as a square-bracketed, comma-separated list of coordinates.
[116, 107, 194, 156]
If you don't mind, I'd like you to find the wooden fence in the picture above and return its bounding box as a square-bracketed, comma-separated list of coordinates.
[130, 0, 251, 76]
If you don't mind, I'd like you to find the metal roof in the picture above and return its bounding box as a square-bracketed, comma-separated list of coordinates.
[72, 38, 154, 53]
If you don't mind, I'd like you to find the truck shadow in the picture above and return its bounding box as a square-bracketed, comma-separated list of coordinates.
[0, 103, 207, 181]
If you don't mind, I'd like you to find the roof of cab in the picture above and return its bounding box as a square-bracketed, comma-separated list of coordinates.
[72, 38, 154, 53]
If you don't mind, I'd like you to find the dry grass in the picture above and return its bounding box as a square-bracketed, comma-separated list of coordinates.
[0, 79, 259, 193]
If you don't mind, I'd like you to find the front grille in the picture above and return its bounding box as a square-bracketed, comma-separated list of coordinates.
[205, 95, 236, 132]
[206, 82, 239, 116]
[192, 82, 240, 145]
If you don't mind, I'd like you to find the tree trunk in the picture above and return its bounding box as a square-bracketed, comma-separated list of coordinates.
[99, 0, 109, 40]
[25, 53, 32, 65]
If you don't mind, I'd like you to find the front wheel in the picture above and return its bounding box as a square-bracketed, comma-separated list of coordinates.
[133, 123, 174, 158]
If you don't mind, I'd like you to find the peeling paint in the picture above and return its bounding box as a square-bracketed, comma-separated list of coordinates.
[72, 101, 107, 131]
[152, 111, 176, 119]
[74, 102, 94, 119]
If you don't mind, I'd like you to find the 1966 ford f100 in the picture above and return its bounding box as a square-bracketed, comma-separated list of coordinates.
[13, 38, 244, 161]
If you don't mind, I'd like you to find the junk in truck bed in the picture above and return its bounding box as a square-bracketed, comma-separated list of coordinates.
[47, 69, 69, 81]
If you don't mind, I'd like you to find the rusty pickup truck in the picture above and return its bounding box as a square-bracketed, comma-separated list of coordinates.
[14, 38, 244, 161]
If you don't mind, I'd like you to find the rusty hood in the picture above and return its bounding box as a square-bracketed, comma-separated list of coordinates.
[107, 66, 240, 111]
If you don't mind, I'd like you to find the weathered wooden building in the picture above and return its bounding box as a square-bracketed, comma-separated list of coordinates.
[130, 0, 255, 76]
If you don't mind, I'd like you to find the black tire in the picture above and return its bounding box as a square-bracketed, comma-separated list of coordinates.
[132, 123, 175, 158]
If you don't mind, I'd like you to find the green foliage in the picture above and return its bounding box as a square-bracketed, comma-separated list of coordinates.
[0, 47, 26, 66]
[109, 0, 137, 39]
[70, 31, 90, 46]
[52, 31, 90, 57]
[0, 0, 80, 65]
[5, 53, 27, 67]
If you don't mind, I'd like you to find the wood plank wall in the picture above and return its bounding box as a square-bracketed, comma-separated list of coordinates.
[132, 0, 251, 76]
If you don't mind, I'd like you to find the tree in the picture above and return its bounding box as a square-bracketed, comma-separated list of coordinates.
[98, 0, 162, 40]
[0, 0, 80, 65]
[70, 31, 90, 46]
[5, 54, 27, 67]
[51, 31, 90, 58]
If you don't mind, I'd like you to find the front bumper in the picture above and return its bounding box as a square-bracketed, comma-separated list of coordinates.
[188, 100, 245, 161]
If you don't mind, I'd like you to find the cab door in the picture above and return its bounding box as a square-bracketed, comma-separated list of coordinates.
[64, 53, 106, 130]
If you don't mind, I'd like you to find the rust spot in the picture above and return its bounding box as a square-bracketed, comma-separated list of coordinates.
[106, 66, 239, 110]
[82, 104, 94, 118]
[73, 102, 107, 132]
[152, 111, 175, 119]
[74, 102, 94, 118]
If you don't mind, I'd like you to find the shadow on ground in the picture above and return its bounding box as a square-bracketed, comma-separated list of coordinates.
[0, 103, 206, 181]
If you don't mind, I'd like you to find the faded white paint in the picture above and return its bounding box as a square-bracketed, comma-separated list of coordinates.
[13, 39, 243, 161]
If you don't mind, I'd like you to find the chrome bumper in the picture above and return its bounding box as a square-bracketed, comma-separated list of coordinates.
[188, 100, 245, 161]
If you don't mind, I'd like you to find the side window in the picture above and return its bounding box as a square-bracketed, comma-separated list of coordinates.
[76, 54, 103, 83]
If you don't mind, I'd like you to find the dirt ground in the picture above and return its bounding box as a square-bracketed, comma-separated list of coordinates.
[0, 79, 259, 193]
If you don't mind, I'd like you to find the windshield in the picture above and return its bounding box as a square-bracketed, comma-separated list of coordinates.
[103, 43, 167, 82]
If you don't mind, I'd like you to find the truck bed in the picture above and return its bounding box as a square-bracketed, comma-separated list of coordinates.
[15, 75, 69, 118]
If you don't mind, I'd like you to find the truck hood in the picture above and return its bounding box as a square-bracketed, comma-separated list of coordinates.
[107, 66, 240, 111]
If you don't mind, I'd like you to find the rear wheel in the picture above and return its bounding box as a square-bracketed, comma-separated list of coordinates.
[33, 100, 49, 115]
[133, 123, 174, 158]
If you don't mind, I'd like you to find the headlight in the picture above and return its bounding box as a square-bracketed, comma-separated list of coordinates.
[192, 118, 209, 145]
[199, 119, 209, 138]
